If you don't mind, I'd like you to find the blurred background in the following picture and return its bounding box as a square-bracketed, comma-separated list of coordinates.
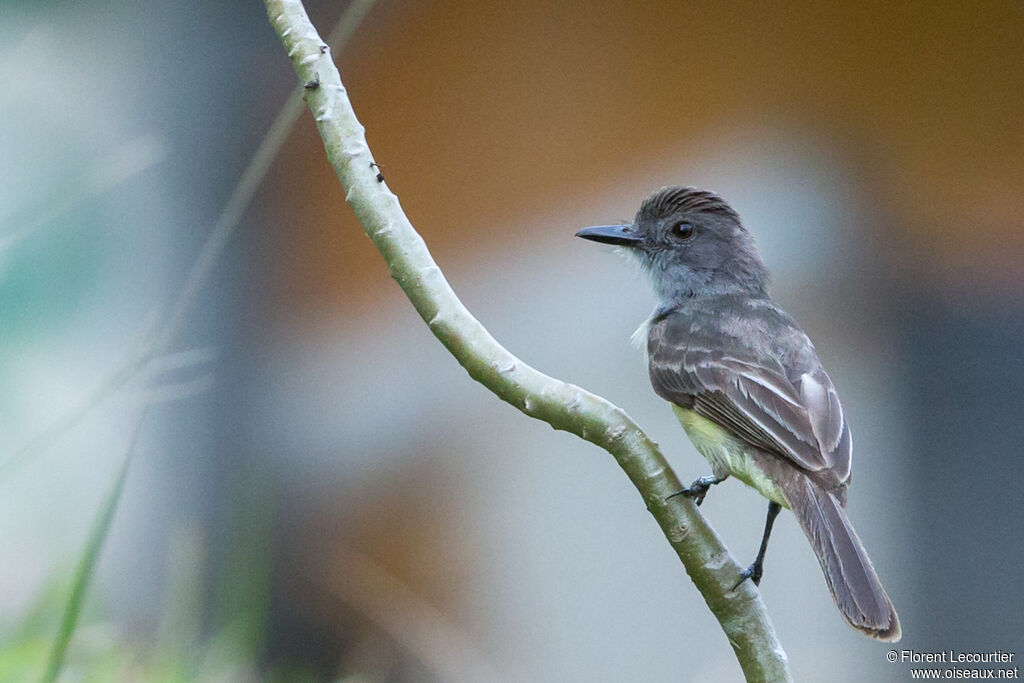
[1, 1, 1022, 681]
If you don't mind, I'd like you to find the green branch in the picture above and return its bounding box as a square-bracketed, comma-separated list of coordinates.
[263, 2, 792, 679]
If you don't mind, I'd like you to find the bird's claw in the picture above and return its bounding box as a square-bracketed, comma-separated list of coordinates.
[732, 562, 764, 591]
[666, 475, 721, 506]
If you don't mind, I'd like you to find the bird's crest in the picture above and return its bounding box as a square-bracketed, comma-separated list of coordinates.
[640, 186, 741, 224]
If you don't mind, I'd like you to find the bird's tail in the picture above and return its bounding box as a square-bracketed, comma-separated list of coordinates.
[785, 476, 901, 641]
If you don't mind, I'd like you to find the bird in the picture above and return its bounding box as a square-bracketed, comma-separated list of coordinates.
[576, 186, 900, 641]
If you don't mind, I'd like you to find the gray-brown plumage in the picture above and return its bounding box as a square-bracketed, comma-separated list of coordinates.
[577, 186, 900, 641]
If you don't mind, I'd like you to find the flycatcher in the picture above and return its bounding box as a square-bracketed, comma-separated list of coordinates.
[577, 186, 900, 641]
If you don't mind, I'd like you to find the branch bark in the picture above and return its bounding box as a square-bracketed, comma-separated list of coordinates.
[263, 2, 792, 680]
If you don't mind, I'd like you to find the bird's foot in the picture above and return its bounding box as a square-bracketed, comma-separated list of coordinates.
[732, 561, 764, 590]
[666, 475, 723, 506]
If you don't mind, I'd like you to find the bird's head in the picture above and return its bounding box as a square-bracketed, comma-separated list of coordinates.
[576, 186, 769, 302]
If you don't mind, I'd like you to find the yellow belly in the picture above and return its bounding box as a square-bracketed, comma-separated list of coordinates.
[672, 404, 790, 508]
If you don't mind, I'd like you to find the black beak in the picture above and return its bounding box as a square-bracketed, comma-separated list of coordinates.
[575, 224, 643, 247]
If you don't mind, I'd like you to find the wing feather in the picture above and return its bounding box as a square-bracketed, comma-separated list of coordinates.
[648, 304, 852, 483]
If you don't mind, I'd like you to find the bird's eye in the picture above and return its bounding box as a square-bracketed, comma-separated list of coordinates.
[671, 222, 695, 240]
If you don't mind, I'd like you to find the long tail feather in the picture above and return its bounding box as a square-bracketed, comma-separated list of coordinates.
[785, 477, 901, 641]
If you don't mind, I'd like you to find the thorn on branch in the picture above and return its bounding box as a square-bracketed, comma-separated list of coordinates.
[319, 44, 329, 53]
[304, 72, 321, 90]
[370, 162, 385, 183]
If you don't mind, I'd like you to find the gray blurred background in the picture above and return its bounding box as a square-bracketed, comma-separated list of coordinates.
[1, 1, 1022, 681]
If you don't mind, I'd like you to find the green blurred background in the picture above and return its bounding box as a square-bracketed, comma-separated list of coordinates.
[1, 1, 1022, 681]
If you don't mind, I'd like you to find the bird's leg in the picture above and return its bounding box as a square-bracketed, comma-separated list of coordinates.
[666, 474, 726, 506]
[733, 501, 783, 589]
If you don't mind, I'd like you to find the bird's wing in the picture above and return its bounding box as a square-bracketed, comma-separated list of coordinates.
[648, 306, 851, 482]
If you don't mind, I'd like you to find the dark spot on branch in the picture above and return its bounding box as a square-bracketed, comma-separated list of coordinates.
[370, 162, 385, 183]
[319, 44, 328, 54]
[304, 72, 320, 90]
